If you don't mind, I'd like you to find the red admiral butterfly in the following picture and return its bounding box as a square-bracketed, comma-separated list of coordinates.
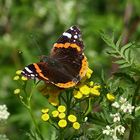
[22, 26, 88, 88]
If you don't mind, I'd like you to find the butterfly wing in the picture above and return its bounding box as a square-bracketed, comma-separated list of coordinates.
[51, 26, 88, 81]
[22, 26, 88, 88]
[22, 60, 79, 88]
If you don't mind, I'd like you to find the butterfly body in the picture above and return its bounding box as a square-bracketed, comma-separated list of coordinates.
[22, 26, 88, 88]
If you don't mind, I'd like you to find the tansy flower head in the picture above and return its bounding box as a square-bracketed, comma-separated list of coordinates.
[86, 68, 93, 79]
[73, 122, 80, 130]
[13, 75, 20, 80]
[89, 81, 94, 87]
[58, 105, 66, 113]
[68, 114, 77, 123]
[16, 70, 22, 75]
[14, 89, 20, 94]
[21, 76, 28, 81]
[58, 112, 66, 119]
[90, 85, 100, 96]
[73, 90, 83, 99]
[79, 85, 90, 95]
[107, 93, 115, 101]
[41, 113, 50, 121]
[58, 119, 67, 128]
[52, 110, 59, 117]
[41, 108, 49, 113]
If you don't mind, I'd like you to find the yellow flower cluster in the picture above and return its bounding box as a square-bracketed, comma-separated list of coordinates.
[13, 70, 27, 81]
[80, 68, 93, 83]
[41, 108, 50, 121]
[73, 82, 101, 99]
[13, 70, 28, 95]
[41, 105, 80, 129]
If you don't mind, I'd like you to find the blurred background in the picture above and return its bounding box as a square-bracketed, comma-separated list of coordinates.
[0, 0, 140, 139]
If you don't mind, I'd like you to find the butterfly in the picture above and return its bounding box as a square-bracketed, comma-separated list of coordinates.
[22, 26, 88, 88]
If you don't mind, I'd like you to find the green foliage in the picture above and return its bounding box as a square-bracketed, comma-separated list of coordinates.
[101, 32, 136, 69]
[1, 0, 140, 140]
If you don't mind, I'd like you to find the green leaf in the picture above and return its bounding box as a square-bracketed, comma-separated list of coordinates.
[120, 42, 132, 55]
[115, 59, 126, 65]
[119, 63, 131, 68]
[101, 32, 115, 48]
[116, 35, 122, 48]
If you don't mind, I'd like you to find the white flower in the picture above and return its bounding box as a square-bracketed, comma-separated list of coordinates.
[110, 113, 120, 122]
[103, 129, 110, 135]
[120, 103, 134, 114]
[84, 117, 88, 122]
[103, 125, 113, 136]
[0, 105, 10, 121]
[116, 125, 125, 135]
[103, 125, 111, 135]
[112, 102, 120, 108]
[112, 135, 119, 140]
[119, 97, 127, 104]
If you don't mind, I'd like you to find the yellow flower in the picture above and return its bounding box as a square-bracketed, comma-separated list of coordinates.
[73, 122, 80, 129]
[107, 93, 115, 101]
[58, 119, 67, 128]
[13, 75, 20, 80]
[90, 85, 101, 96]
[86, 68, 93, 79]
[41, 108, 49, 113]
[16, 70, 22, 75]
[58, 105, 66, 113]
[58, 112, 66, 119]
[68, 114, 77, 123]
[14, 89, 20, 94]
[41, 113, 50, 121]
[90, 88, 100, 96]
[89, 81, 94, 87]
[21, 76, 27, 81]
[79, 85, 90, 95]
[73, 90, 83, 99]
[52, 110, 59, 117]
[94, 85, 101, 90]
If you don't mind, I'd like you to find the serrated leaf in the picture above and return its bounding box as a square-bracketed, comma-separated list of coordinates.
[120, 43, 132, 56]
[130, 57, 134, 64]
[116, 35, 122, 48]
[119, 63, 131, 68]
[101, 32, 115, 48]
[107, 50, 118, 54]
[115, 59, 126, 65]
[124, 49, 131, 62]
[110, 54, 121, 58]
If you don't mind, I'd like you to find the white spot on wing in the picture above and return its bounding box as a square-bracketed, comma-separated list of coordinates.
[25, 67, 32, 73]
[31, 74, 35, 77]
[74, 35, 78, 39]
[22, 71, 25, 74]
[70, 27, 73, 30]
[63, 32, 72, 38]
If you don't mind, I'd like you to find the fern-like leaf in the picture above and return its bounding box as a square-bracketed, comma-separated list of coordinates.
[101, 32, 135, 69]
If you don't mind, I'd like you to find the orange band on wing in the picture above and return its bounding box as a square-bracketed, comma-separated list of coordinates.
[79, 55, 88, 78]
[54, 43, 81, 52]
[70, 44, 81, 52]
[55, 81, 76, 88]
[33, 63, 49, 81]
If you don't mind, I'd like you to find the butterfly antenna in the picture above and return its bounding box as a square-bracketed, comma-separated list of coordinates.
[28, 33, 43, 56]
